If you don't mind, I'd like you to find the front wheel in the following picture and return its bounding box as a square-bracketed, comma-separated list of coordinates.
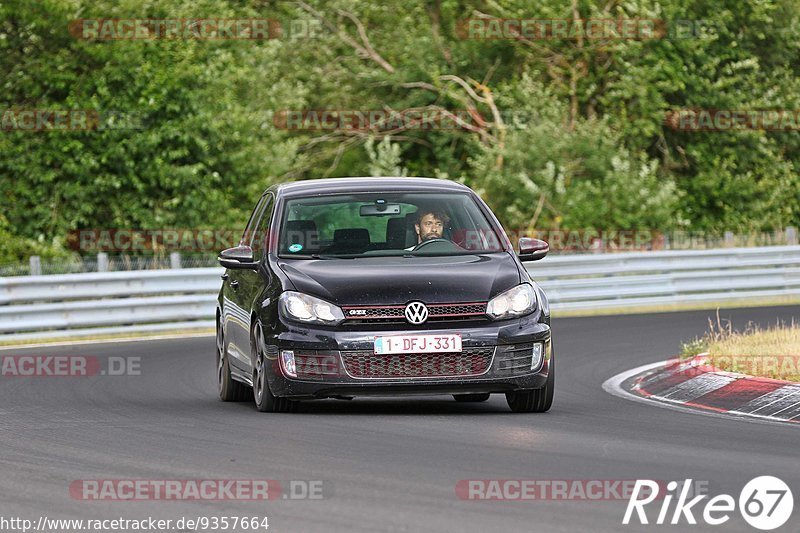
[252, 322, 298, 413]
[217, 320, 249, 402]
[505, 355, 554, 413]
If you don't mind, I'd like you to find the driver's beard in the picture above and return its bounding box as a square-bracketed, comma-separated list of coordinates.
[421, 232, 441, 242]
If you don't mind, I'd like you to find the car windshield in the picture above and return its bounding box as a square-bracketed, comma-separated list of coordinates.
[277, 192, 505, 258]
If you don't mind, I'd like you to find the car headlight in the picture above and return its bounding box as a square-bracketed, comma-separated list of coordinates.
[486, 283, 537, 320]
[532, 282, 549, 317]
[278, 291, 345, 326]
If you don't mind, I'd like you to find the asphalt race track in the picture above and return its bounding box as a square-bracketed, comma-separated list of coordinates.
[1, 306, 799, 532]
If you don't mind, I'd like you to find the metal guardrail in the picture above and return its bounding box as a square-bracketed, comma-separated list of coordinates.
[2, 245, 800, 341]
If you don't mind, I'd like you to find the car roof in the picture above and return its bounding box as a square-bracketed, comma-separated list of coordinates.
[267, 177, 472, 198]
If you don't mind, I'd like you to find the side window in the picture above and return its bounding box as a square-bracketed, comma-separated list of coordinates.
[251, 194, 274, 259]
[241, 195, 268, 247]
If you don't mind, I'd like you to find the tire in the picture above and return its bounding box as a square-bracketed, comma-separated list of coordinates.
[252, 322, 298, 413]
[453, 393, 491, 402]
[217, 320, 250, 402]
[505, 353, 555, 413]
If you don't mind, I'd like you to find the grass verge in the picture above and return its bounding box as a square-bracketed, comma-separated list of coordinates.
[551, 294, 800, 318]
[682, 312, 800, 381]
[0, 328, 214, 348]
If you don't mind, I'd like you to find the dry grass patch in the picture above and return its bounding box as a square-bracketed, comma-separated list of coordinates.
[682, 312, 800, 381]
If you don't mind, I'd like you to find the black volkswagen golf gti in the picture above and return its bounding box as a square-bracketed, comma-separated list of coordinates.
[216, 177, 553, 413]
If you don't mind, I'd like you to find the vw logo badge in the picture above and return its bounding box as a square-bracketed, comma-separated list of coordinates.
[404, 301, 429, 325]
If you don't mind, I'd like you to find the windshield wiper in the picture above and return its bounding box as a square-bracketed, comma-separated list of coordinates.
[309, 254, 361, 259]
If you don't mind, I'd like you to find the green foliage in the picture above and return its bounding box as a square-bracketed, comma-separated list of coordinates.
[366, 137, 408, 177]
[680, 337, 708, 357]
[465, 77, 680, 231]
[1, 0, 799, 258]
[0, 214, 74, 263]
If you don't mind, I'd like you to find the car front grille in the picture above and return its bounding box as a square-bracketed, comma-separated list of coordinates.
[341, 302, 488, 324]
[339, 347, 494, 379]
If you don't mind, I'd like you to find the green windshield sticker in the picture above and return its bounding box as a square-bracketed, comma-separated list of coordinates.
[288, 243, 303, 253]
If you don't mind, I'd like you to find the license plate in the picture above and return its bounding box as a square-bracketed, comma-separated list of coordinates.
[374, 334, 462, 355]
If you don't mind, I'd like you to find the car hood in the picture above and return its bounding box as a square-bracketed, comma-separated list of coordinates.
[277, 253, 521, 305]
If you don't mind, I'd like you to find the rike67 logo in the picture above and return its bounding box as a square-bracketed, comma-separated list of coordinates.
[624, 476, 793, 530]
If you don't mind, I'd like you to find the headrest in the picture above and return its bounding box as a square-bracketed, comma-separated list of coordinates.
[385, 217, 407, 248]
[282, 220, 318, 248]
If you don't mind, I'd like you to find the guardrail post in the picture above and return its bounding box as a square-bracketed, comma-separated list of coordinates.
[724, 231, 734, 247]
[786, 227, 798, 246]
[29, 256, 41, 276]
[170, 252, 182, 269]
[97, 252, 108, 272]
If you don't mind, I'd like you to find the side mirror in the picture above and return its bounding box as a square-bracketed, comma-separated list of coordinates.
[517, 238, 549, 262]
[218, 245, 258, 269]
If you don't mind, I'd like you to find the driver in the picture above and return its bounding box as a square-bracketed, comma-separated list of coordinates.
[406, 209, 450, 250]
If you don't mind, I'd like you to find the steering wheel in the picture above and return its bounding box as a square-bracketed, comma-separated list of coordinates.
[411, 238, 462, 252]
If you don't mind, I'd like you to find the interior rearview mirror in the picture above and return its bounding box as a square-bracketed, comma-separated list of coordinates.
[360, 203, 401, 216]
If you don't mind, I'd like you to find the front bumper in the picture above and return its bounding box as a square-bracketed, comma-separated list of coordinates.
[263, 315, 552, 399]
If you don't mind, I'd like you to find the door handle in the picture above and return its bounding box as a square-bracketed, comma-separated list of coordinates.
[230, 280, 239, 289]
[221, 273, 229, 281]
